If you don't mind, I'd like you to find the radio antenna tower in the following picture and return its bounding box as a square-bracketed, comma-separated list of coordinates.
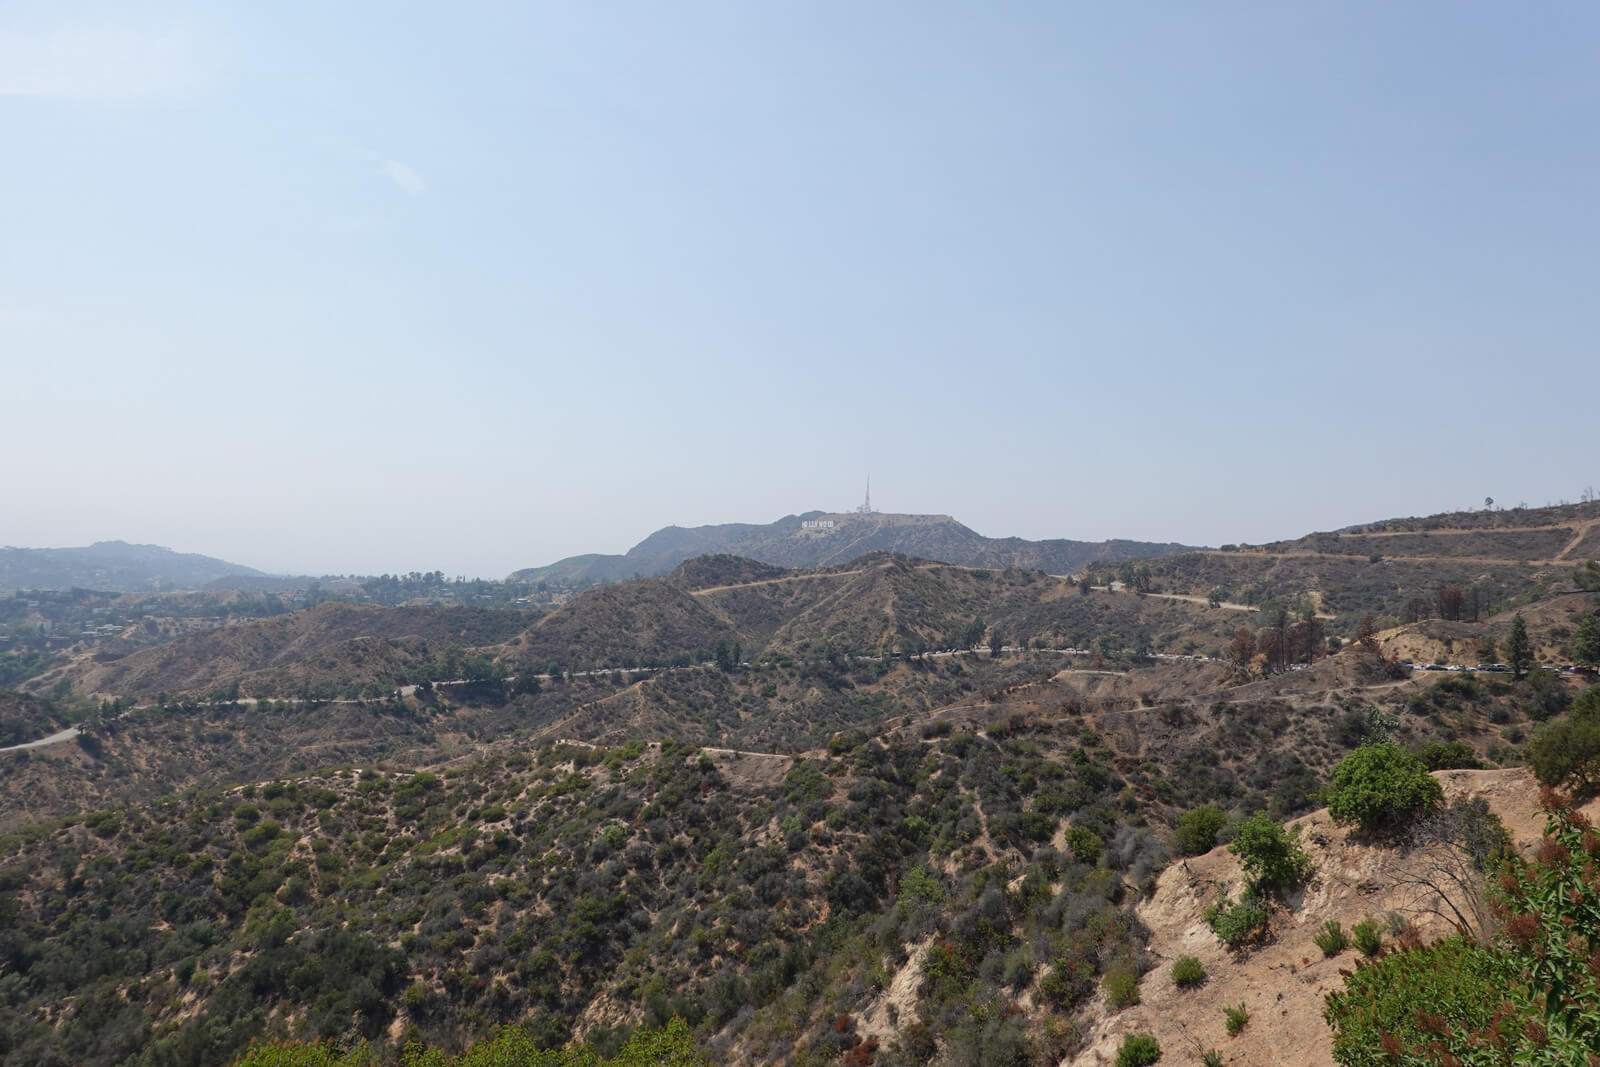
[856, 476, 877, 515]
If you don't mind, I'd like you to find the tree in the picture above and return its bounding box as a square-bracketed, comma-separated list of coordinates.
[1355, 613, 1378, 651]
[1527, 687, 1600, 794]
[1567, 613, 1600, 668]
[1228, 628, 1256, 672]
[1325, 743, 1444, 836]
[1373, 797, 1506, 942]
[1228, 812, 1313, 893]
[1435, 586, 1464, 622]
[1505, 612, 1533, 679]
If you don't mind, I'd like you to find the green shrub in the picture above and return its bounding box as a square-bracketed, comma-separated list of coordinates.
[1415, 740, 1482, 771]
[1065, 825, 1103, 866]
[1101, 967, 1140, 1009]
[1203, 894, 1268, 949]
[1223, 1002, 1250, 1036]
[1173, 804, 1227, 856]
[1327, 800, 1600, 1063]
[1170, 955, 1205, 988]
[1227, 813, 1312, 892]
[1351, 918, 1382, 956]
[1313, 919, 1348, 957]
[1114, 1033, 1162, 1067]
[1326, 743, 1444, 835]
[1038, 958, 1095, 1011]
[1201, 1052, 1223, 1067]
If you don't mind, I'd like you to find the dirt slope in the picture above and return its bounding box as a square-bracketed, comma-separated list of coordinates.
[1070, 768, 1597, 1066]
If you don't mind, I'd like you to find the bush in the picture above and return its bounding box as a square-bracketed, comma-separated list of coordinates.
[1227, 813, 1312, 892]
[1415, 740, 1482, 771]
[1065, 825, 1104, 866]
[1326, 803, 1600, 1063]
[1173, 804, 1227, 856]
[1351, 918, 1382, 956]
[1204, 894, 1268, 949]
[1170, 955, 1205, 988]
[1326, 743, 1444, 836]
[1102, 967, 1140, 1009]
[1313, 919, 1348, 957]
[1038, 958, 1095, 1011]
[1114, 1033, 1162, 1067]
[1223, 1002, 1250, 1036]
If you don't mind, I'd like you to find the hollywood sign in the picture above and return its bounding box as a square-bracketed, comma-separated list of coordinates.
[801, 520, 836, 530]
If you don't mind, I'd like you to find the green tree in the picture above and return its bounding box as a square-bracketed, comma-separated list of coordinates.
[1325, 743, 1444, 836]
[1475, 634, 1497, 664]
[1567, 613, 1600, 668]
[1505, 612, 1533, 680]
[1527, 687, 1600, 795]
[1228, 812, 1312, 892]
[712, 640, 741, 672]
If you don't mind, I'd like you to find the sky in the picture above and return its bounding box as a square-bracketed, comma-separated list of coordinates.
[4, 2, 1598, 578]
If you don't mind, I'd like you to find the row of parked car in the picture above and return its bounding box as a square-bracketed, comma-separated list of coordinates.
[1405, 661, 1596, 674]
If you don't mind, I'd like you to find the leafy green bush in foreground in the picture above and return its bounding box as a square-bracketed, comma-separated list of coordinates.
[1324, 797, 1600, 1064]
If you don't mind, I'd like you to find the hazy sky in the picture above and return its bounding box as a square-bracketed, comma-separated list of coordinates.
[4, 3, 1598, 577]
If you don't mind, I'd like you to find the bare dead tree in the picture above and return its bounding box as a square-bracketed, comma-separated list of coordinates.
[1376, 800, 1507, 944]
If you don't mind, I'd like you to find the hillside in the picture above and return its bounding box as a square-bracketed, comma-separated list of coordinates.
[2, 500, 1598, 1067]
[26, 602, 529, 701]
[3, 646, 1585, 1066]
[510, 511, 1198, 586]
[509, 553, 1248, 678]
[0, 541, 271, 593]
[0, 690, 69, 748]
[1116, 500, 1600, 622]
[1075, 767, 1596, 1065]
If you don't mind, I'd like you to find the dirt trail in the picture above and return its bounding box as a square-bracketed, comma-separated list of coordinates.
[1554, 517, 1600, 560]
[1204, 549, 1552, 566]
[1335, 522, 1582, 539]
[688, 569, 870, 596]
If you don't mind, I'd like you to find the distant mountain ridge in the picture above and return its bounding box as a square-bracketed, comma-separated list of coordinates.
[0, 540, 269, 593]
[510, 511, 1199, 585]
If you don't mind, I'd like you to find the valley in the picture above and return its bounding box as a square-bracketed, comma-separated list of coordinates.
[1, 503, 1598, 1065]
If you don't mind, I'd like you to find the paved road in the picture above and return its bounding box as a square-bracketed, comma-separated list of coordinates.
[0, 726, 81, 753]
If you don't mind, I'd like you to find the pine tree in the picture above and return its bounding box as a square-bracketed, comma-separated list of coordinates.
[1506, 612, 1533, 680]
[1569, 614, 1600, 668]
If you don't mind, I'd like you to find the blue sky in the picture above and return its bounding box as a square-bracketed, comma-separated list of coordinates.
[4, 2, 1597, 577]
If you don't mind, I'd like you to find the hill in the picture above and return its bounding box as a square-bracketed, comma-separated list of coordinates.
[26, 602, 529, 701]
[2, 499, 1598, 1066]
[2, 642, 1583, 1066]
[1108, 500, 1600, 623]
[510, 511, 1198, 586]
[0, 541, 271, 593]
